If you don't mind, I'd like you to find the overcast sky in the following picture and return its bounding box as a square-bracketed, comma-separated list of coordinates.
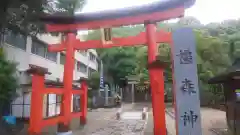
[79, 0, 239, 24]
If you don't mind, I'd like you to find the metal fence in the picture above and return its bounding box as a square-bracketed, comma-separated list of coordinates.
[92, 96, 116, 108]
[11, 94, 118, 119]
[11, 94, 81, 119]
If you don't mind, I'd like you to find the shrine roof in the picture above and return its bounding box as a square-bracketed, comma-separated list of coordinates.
[26, 64, 51, 75]
[40, 0, 195, 24]
[208, 58, 240, 84]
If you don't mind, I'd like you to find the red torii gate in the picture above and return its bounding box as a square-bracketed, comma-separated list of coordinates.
[28, 62, 88, 134]
[47, 27, 171, 135]
[30, 1, 195, 135]
[29, 30, 171, 135]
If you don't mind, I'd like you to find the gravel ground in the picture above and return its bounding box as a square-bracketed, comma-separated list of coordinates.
[91, 119, 146, 135]
[13, 103, 149, 135]
[73, 103, 147, 135]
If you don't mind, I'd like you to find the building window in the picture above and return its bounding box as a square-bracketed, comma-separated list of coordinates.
[31, 40, 57, 62]
[56, 94, 62, 115]
[32, 40, 47, 57]
[60, 53, 66, 65]
[78, 50, 87, 56]
[88, 68, 95, 77]
[46, 52, 57, 62]
[89, 52, 96, 61]
[76, 61, 87, 73]
[5, 31, 27, 50]
[56, 94, 62, 103]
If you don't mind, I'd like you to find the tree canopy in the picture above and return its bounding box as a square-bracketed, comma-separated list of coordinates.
[86, 17, 240, 105]
[0, 48, 18, 117]
[0, 0, 85, 39]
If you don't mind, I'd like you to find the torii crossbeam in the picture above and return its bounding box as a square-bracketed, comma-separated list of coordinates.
[48, 31, 171, 51]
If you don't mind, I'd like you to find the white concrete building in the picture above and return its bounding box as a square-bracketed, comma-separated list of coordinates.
[3, 31, 99, 118]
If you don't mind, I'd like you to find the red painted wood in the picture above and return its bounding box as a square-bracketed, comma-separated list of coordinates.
[44, 88, 64, 94]
[146, 24, 166, 135]
[75, 31, 172, 49]
[45, 7, 184, 32]
[71, 112, 83, 118]
[62, 33, 75, 126]
[29, 75, 44, 134]
[45, 29, 172, 135]
[29, 34, 89, 134]
[72, 90, 84, 95]
[48, 44, 66, 52]
[48, 31, 171, 52]
[37, 5, 184, 135]
[41, 116, 64, 127]
[32, 29, 172, 135]
[80, 81, 88, 125]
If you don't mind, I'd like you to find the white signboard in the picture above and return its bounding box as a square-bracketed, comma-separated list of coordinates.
[172, 28, 202, 135]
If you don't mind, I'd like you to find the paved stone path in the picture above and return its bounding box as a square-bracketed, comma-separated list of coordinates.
[121, 112, 142, 120]
[91, 119, 146, 135]
[73, 104, 147, 135]
[165, 112, 176, 135]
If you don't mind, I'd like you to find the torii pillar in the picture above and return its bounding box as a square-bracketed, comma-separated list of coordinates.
[146, 22, 167, 135]
[148, 59, 169, 135]
[57, 33, 76, 134]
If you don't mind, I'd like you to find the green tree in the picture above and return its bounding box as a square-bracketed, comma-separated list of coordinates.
[88, 71, 100, 90]
[0, 0, 86, 43]
[56, 0, 86, 14]
[134, 46, 148, 82]
[86, 16, 238, 105]
[87, 27, 143, 87]
[98, 47, 137, 87]
[0, 48, 18, 117]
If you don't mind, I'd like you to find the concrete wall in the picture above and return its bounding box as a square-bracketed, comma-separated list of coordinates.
[5, 33, 98, 118]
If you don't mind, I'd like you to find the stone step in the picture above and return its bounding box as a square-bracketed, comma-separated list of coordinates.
[165, 112, 176, 135]
[116, 107, 149, 120]
[121, 112, 142, 120]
